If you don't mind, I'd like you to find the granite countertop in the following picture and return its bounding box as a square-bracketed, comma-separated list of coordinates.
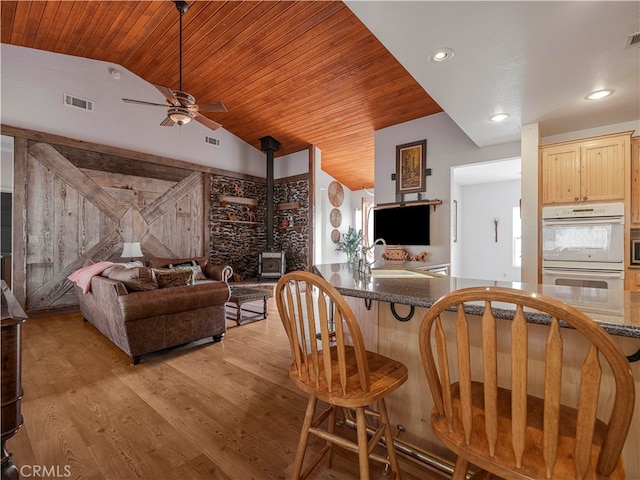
[313, 261, 640, 339]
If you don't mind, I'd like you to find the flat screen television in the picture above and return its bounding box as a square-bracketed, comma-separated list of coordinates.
[373, 203, 430, 246]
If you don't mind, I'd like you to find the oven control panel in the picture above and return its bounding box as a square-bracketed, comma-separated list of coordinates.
[543, 202, 624, 219]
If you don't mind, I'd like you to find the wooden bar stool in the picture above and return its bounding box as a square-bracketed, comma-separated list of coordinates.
[419, 286, 635, 480]
[276, 271, 408, 480]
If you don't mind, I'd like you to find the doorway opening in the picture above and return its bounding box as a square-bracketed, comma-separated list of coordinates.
[451, 157, 521, 282]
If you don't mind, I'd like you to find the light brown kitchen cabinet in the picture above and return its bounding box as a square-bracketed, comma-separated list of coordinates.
[625, 270, 640, 291]
[631, 137, 640, 225]
[540, 132, 630, 205]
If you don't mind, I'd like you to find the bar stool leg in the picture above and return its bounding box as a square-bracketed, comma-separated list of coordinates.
[291, 395, 317, 480]
[378, 398, 402, 479]
[356, 407, 370, 480]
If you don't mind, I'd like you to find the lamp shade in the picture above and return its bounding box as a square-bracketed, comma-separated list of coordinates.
[121, 242, 143, 259]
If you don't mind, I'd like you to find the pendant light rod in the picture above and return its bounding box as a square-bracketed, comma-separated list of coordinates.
[175, 1, 189, 92]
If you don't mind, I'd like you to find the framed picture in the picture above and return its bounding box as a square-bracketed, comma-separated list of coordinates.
[396, 139, 427, 194]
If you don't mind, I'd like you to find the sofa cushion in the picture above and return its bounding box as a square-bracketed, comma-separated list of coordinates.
[117, 281, 231, 322]
[108, 267, 158, 291]
[153, 269, 193, 288]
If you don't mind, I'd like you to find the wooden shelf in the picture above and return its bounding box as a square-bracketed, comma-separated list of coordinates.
[219, 195, 258, 206]
[276, 202, 300, 211]
[375, 199, 443, 211]
[215, 219, 259, 226]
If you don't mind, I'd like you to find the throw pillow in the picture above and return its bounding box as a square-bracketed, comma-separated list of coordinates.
[101, 264, 125, 277]
[108, 267, 158, 291]
[167, 261, 207, 281]
[153, 269, 193, 289]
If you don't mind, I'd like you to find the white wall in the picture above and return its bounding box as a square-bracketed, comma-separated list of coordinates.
[520, 123, 540, 284]
[0, 44, 266, 176]
[541, 120, 639, 145]
[274, 150, 308, 180]
[313, 146, 354, 265]
[374, 112, 521, 265]
[459, 180, 521, 282]
[449, 180, 462, 277]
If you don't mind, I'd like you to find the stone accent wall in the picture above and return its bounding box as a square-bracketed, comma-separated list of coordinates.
[209, 174, 309, 280]
[273, 179, 309, 274]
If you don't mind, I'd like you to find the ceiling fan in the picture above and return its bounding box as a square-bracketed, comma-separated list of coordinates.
[122, 1, 227, 131]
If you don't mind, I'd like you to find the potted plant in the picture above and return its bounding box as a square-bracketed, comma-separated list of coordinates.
[335, 227, 363, 264]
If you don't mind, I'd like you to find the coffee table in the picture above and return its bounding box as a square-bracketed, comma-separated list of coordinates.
[226, 286, 273, 325]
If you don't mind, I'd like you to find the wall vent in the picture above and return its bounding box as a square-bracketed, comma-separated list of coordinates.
[64, 93, 94, 112]
[205, 136, 220, 147]
[626, 32, 640, 48]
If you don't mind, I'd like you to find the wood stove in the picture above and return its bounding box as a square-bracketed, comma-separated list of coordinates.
[258, 251, 286, 280]
[258, 135, 285, 281]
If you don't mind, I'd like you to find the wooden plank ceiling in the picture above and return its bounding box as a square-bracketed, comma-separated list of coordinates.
[0, 1, 442, 190]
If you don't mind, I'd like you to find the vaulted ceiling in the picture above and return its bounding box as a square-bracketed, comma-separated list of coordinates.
[0, 1, 442, 191]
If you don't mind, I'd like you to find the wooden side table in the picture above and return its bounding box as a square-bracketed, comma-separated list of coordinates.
[226, 286, 273, 325]
[1, 280, 27, 480]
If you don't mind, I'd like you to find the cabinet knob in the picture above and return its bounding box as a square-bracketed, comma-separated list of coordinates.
[583, 196, 587, 201]
[574, 197, 579, 201]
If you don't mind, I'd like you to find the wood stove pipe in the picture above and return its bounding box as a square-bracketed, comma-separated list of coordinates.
[259, 136, 281, 251]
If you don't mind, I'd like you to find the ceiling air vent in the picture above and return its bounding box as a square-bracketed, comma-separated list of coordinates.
[626, 32, 640, 48]
[64, 93, 94, 112]
[205, 136, 220, 147]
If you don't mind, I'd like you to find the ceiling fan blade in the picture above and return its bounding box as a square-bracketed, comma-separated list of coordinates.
[196, 101, 228, 113]
[123, 98, 171, 108]
[153, 84, 180, 106]
[194, 112, 222, 131]
[160, 116, 176, 127]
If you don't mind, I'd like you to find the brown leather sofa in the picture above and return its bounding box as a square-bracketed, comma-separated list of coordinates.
[74, 257, 232, 364]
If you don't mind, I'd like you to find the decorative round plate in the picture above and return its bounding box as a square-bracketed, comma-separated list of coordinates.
[329, 208, 342, 228]
[328, 181, 344, 207]
[331, 229, 341, 244]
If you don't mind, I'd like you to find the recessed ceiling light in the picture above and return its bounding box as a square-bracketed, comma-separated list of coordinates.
[429, 48, 455, 63]
[585, 89, 613, 100]
[490, 113, 509, 122]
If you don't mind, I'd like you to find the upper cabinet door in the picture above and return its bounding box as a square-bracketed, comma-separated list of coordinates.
[541, 144, 581, 204]
[631, 138, 640, 225]
[540, 132, 630, 206]
[580, 136, 626, 203]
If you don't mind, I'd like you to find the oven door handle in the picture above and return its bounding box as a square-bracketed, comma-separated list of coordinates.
[542, 268, 624, 279]
[542, 217, 624, 226]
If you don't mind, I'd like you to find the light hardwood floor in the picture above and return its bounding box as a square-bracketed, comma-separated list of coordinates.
[6, 297, 447, 480]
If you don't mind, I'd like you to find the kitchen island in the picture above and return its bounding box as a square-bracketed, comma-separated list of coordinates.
[313, 262, 640, 477]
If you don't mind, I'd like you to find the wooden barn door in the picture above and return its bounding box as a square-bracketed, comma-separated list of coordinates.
[14, 135, 207, 313]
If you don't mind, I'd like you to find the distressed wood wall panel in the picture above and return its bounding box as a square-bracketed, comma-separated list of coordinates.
[79, 197, 113, 258]
[25, 156, 54, 266]
[17, 135, 207, 312]
[53, 175, 81, 272]
[28, 143, 127, 222]
[83, 169, 177, 197]
[147, 181, 203, 258]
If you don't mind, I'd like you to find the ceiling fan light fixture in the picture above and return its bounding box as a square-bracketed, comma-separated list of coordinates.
[168, 107, 193, 125]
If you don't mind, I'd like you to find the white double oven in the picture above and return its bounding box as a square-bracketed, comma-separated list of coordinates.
[542, 203, 624, 291]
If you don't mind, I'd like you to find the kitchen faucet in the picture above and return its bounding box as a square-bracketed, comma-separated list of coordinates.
[358, 238, 387, 274]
